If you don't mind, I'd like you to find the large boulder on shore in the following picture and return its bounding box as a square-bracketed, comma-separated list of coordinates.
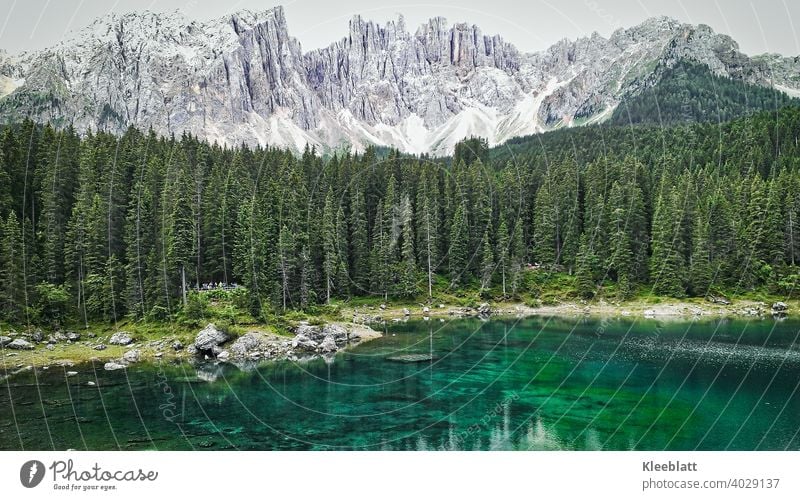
[194, 324, 229, 351]
[322, 324, 348, 343]
[291, 333, 318, 351]
[8, 339, 34, 350]
[772, 302, 789, 312]
[104, 362, 127, 371]
[109, 332, 134, 345]
[229, 333, 263, 358]
[295, 323, 323, 341]
[123, 349, 141, 363]
[318, 335, 338, 353]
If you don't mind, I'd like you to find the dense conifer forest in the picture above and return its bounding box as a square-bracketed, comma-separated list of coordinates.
[2, 106, 800, 328]
[608, 61, 799, 125]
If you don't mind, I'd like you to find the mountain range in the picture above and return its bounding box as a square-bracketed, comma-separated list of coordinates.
[0, 5, 798, 155]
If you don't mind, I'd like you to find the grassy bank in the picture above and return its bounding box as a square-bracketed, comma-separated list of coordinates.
[1, 271, 796, 369]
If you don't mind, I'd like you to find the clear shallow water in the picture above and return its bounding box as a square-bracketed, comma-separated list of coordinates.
[2, 316, 800, 451]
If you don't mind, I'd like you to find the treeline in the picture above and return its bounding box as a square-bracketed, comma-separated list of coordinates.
[609, 61, 798, 126]
[1, 106, 800, 327]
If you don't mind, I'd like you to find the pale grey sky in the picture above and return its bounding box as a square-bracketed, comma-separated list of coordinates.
[1, 0, 798, 56]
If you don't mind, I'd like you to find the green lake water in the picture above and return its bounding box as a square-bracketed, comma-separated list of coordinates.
[2, 316, 800, 450]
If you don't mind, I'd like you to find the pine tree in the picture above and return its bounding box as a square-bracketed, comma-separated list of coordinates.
[124, 180, 152, 318]
[480, 229, 495, 291]
[508, 222, 526, 297]
[0, 212, 25, 322]
[496, 220, 510, 298]
[335, 204, 350, 297]
[349, 188, 369, 293]
[557, 159, 581, 271]
[322, 190, 337, 303]
[0, 139, 10, 217]
[370, 201, 391, 300]
[416, 172, 439, 298]
[164, 148, 196, 307]
[575, 233, 598, 299]
[534, 178, 557, 266]
[608, 182, 634, 298]
[449, 201, 469, 286]
[299, 244, 314, 309]
[689, 209, 713, 297]
[277, 224, 295, 312]
[397, 194, 417, 297]
[37, 127, 79, 285]
[650, 189, 686, 297]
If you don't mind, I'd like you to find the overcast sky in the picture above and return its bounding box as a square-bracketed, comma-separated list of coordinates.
[1, 0, 798, 56]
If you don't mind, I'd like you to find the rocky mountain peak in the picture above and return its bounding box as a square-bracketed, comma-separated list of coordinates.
[228, 6, 288, 37]
[0, 8, 797, 156]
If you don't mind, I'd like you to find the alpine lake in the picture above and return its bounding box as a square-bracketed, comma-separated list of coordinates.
[2, 316, 800, 450]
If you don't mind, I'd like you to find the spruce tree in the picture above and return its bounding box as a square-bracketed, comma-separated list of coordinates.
[416, 172, 439, 298]
[449, 202, 469, 286]
[335, 204, 350, 297]
[480, 229, 495, 291]
[575, 233, 597, 299]
[650, 189, 686, 297]
[534, 179, 557, 266]
[508, 222, 526, 297]
[608, 182, 634, 298]
[689, 211, 713, 297]
[397, 194, 417, 297]
[322, 190, 337, 303]
[370, 201, 391, 300]
[277, 224, 295, 312]
[349, 188, 369, 293]
[0, 211, 25, 322]
[496, 220, 510, 298]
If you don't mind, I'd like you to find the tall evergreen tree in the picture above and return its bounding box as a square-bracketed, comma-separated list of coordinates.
[480, 229, 495, 291]
[449, 202, 469, 286]
[690, 209, 713, 296]
[496, 220, 510, 298]
[650, 189, 686, 297]
[416, 172, 439, 298]
[575, 233, 598, 299]
[508, 222, 526, 297]
[397, 194, 417, 297]
[0, 212, 25, 322]
[322, 190, 337, 303]
[349, 188, 370, 293]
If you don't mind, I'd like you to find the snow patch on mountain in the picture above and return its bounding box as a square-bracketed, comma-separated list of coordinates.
[0, 76, 23, 98]
[0, 6, 798, 156]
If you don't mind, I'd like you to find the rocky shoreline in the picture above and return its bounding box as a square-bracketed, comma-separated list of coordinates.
[347, 298, 794, 322]
[1, 297, 794, 373]
[0, 320, 382, 373]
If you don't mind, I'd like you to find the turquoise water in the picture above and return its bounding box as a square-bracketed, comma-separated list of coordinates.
[2, 316, 800, 450]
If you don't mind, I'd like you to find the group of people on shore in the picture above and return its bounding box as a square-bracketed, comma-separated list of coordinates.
[194, 282, 239, 291]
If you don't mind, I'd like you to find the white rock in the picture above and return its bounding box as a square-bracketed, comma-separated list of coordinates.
[194, 324, 229, 351]
[109, 332, 134, 345]
[122, 350, 141, 363]
[7, 339, 34, 350]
